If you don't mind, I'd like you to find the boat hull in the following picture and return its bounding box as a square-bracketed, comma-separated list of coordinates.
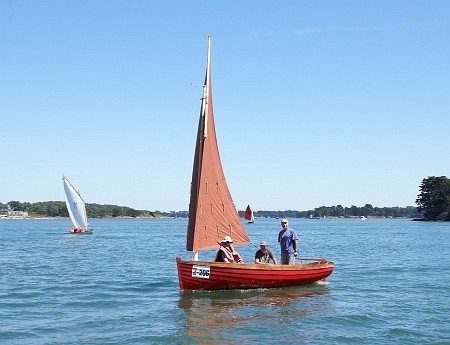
[69, 228, 94, 234]
[176, 257, 334, 291]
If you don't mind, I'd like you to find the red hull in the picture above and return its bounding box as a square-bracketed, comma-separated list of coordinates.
[69, 228, 93, 234]
[176, 257, 334, 291]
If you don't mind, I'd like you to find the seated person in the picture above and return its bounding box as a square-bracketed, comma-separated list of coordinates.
[255, 241, 278, 264]
[214, 236, 243, 263]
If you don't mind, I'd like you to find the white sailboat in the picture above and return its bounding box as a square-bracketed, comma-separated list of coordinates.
[62, 176, 93, 233]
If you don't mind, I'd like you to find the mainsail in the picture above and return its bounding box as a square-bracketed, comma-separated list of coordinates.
[63, 176, 89, 231]
[186, 36, 250, 254]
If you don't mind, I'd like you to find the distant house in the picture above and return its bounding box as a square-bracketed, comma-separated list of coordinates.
[0, 209, 7, 218]
[0, 209, 28, 218]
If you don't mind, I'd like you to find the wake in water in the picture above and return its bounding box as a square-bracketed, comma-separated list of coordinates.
[315, 279, 329, 286]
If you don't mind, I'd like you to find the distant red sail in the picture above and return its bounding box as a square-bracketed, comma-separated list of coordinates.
[244, 205, 253, 221]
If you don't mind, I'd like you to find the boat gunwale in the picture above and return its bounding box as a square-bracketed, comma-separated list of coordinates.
[177, 258, 334, 271]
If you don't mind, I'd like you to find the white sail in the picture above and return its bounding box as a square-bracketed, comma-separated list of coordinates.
[63, 176, 89, 231]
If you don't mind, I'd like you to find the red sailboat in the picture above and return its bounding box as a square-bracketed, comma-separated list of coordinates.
[244, 205, 255, 223]
[176, 36, 334, 291]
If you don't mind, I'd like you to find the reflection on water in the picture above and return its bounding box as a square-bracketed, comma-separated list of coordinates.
[178, 285, 332, 344]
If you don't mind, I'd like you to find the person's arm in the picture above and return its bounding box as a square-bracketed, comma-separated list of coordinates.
[255, 250, 260, 263]
[270, 251, 278, 265]
[294, 239, 298, 257]
[232, 246, 243, 263]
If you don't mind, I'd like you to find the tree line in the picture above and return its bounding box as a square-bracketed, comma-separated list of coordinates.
[241, 176, 449, 221]
[1, 201, 160, 218]
[239, 205, 420, 219]
[2, 176, 448, 220]
[1, 200, 419, 219]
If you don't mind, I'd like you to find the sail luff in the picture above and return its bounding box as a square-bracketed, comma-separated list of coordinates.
[203, 35, 211, 138]
[186, 36, 250, 254]
[186, 98, 205, 251]
[186, 39, 210, 252]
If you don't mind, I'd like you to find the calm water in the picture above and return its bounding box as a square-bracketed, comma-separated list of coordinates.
[0, 218, 449, 344]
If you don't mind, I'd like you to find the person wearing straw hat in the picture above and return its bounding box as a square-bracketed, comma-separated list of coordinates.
[278, 219, 298, 265]
[254, 241, 278, 264]
[214, 235, 243, 263]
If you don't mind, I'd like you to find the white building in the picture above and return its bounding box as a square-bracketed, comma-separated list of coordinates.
[0, 209, 29, 218]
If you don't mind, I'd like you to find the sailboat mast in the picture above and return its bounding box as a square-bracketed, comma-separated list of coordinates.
[203, 35, 211, 138]
[187, 37, 212, 256]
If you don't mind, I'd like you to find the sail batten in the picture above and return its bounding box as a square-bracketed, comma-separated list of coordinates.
[186, 36, 250, 253]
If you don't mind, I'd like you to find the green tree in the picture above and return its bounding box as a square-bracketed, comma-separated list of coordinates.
[416, 176, 450, 221]
[335, 205, 344, 217]
[361, 204, 374, 217]
[7, 201, 23, 211]
[350, 205, 359, 217]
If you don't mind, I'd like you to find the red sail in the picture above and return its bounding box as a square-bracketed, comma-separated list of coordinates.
[244, 205, 252, 221]
[186, 36, 250, 253]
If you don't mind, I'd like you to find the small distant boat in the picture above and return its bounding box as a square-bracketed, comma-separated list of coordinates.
[360, 216, 367, 220]
[62, 176, 93, 233]
[176, 36, 333, 291]
[244, 205, 254, 223]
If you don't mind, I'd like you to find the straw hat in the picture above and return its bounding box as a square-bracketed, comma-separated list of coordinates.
[221, 235, 233, 243]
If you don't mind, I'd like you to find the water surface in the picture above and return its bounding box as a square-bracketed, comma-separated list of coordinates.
[0, 218, 448, 344]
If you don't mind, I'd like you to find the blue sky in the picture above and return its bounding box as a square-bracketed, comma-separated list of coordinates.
[1, 1, 449, 212]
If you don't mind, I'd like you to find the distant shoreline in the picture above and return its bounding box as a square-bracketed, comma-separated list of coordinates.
[1, 216, 422, 220]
